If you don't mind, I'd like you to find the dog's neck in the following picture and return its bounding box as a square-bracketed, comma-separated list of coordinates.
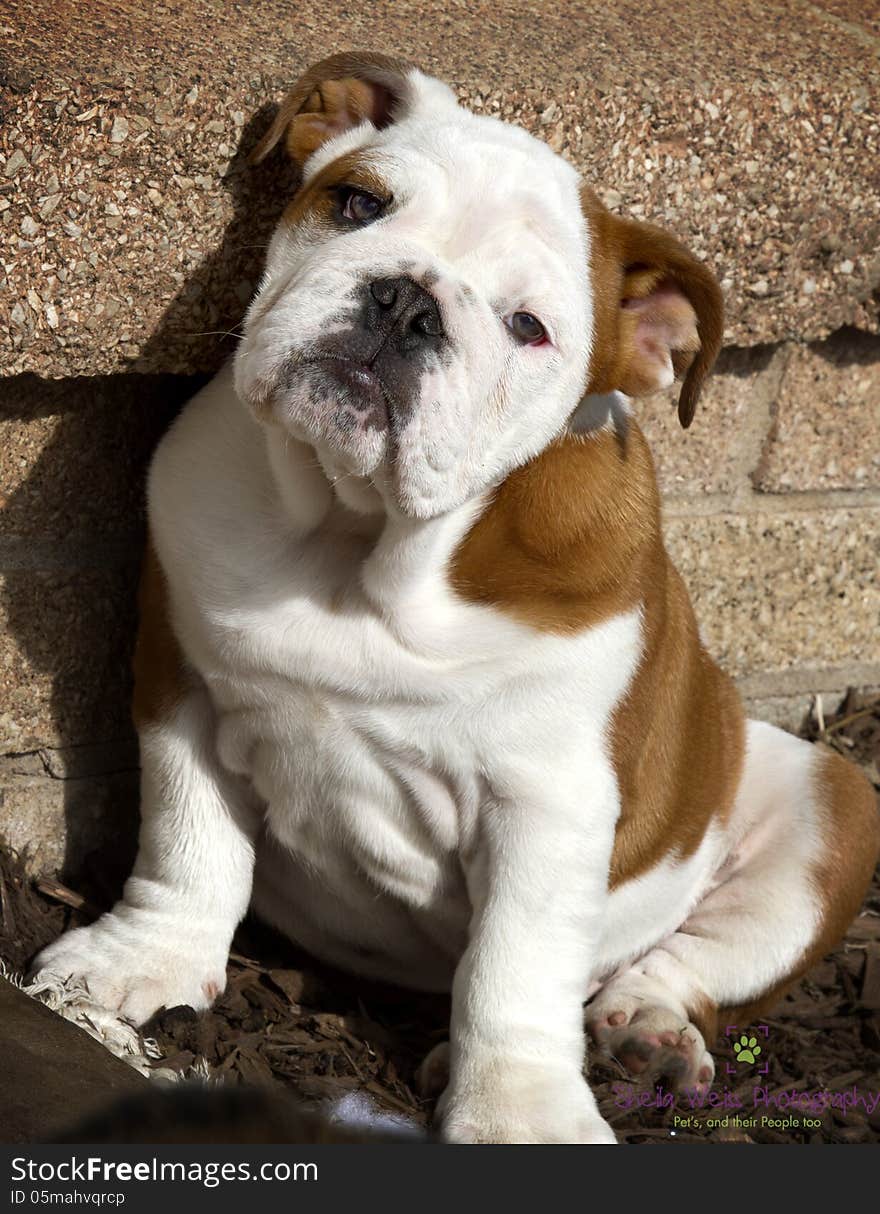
[264, 386, 628, 523]
[261, 390, 634, 626]
[264, 428, 381, 538]
[263, 425, 488, 623]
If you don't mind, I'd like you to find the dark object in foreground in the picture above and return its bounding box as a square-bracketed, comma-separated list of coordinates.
[0, 977, 146, 1143]
[53, 1081, 427, 1144]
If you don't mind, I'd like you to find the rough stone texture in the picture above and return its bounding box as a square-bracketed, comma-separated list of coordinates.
[2, 0, 880, 379]
[643, 331, 880, 501]
[755, 330, 880, 492]
[0, 978, 146, 1143]
[742, 693, 817, 734]
[665, 507, 880, 679]
[743, 685, 880, 734]
[0, 374, 201, 542]
[0, 567, 138, 751]
[0, 756, 139, 882]
[818, 0, 880, 40]
[639, 346, 780, 498]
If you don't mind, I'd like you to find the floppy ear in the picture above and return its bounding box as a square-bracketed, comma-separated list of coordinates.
[582, 187, 724, 428]
[250, 51, 413, 167]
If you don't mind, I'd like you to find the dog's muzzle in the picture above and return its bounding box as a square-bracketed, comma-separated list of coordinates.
[300, 275, 447, 436]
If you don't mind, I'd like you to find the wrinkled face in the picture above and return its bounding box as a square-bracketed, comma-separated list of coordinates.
[234, 72, 592, 518]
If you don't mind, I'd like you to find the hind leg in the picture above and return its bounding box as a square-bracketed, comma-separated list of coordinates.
[587, 721, 878, 1086]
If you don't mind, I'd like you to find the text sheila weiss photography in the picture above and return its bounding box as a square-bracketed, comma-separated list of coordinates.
[612, 1082, 880, 1117]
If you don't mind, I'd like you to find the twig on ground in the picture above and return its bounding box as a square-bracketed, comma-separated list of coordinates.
[34, 877, 100, 922]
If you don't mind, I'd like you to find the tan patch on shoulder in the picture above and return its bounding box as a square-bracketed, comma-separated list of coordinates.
[450, 418, 745, 880]
[449, 422, 656, 633]
[131, 539, 190, 729]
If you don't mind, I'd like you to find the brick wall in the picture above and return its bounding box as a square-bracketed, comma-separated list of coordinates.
[642, 330, 880, 725]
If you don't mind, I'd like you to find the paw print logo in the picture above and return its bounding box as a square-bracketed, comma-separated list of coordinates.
[732, 1034, 762, 1065]
[723, 1024, 770, 1075]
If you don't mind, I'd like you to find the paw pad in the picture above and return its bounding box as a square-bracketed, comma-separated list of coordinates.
[732, 1034, 761, 1065]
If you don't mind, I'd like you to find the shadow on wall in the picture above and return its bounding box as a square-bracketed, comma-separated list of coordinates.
[0, 106, 298, 901]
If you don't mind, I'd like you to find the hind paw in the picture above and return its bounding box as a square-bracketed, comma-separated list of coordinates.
[586, 999, 714, 1092]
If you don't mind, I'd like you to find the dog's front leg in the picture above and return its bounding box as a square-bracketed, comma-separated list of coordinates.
[33, 687, 257, 1025]
[438, 777, 617, 1145]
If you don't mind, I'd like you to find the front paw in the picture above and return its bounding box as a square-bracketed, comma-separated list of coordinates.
[31, 906, 228, 1026]
[436, 1059, 616, 1145]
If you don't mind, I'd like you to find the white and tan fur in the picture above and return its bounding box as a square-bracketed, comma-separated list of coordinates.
[36, 54, 879, 1144]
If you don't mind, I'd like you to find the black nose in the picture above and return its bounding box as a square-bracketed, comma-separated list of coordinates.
[365, 276, 444, 352]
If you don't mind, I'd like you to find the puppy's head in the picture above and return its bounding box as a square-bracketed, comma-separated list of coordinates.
[236, 52, 722, 519]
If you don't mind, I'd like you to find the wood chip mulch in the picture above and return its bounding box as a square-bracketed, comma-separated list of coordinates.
[1, 690, 878, 1145]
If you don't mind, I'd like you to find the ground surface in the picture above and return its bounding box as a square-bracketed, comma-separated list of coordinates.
[1, 691, 878, 1144]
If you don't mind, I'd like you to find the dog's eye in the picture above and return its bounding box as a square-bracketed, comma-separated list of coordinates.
[338, 186, 386, 224]
[505, 312, 547, 345]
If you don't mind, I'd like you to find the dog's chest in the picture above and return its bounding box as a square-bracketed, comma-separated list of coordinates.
[195, 525, 631, 919]
[217, 673, 478, 898]
[200, 535, 516, 903]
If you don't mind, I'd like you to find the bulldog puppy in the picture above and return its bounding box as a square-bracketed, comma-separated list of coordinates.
[35, 52, 879, 1144]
